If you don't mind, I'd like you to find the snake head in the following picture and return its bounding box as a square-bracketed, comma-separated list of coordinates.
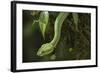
[37, 43, 54, 56]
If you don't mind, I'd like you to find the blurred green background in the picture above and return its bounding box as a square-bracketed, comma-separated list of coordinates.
[22, 10, 91, 63]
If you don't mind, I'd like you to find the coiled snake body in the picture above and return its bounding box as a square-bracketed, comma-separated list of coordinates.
[37, 12, 69, 56]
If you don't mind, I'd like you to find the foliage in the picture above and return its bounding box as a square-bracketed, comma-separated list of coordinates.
[39, 11, 49, 39]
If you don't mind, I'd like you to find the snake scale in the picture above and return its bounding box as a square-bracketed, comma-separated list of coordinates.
[37, 12, 69, 56]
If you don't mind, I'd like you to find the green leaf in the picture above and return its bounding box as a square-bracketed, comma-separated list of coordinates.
[69, 48, 73, 52]
[72, 13, 78, 30]
[50, 54, 56, 60]
[30, 11, 40, 16]
[39, 11, 49, 39]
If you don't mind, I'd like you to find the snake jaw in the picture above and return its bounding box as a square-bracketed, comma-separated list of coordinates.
[37, 50, 43, 56]
[37, 43, 54, 56]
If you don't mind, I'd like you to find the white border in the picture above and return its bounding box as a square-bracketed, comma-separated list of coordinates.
[16, 3, 96, 70]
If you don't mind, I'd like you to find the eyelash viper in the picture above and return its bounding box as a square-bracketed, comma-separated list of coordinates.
[37, 12, 69, 56]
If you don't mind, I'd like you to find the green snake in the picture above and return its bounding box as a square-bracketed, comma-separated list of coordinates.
[37, 12, 69, 56]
